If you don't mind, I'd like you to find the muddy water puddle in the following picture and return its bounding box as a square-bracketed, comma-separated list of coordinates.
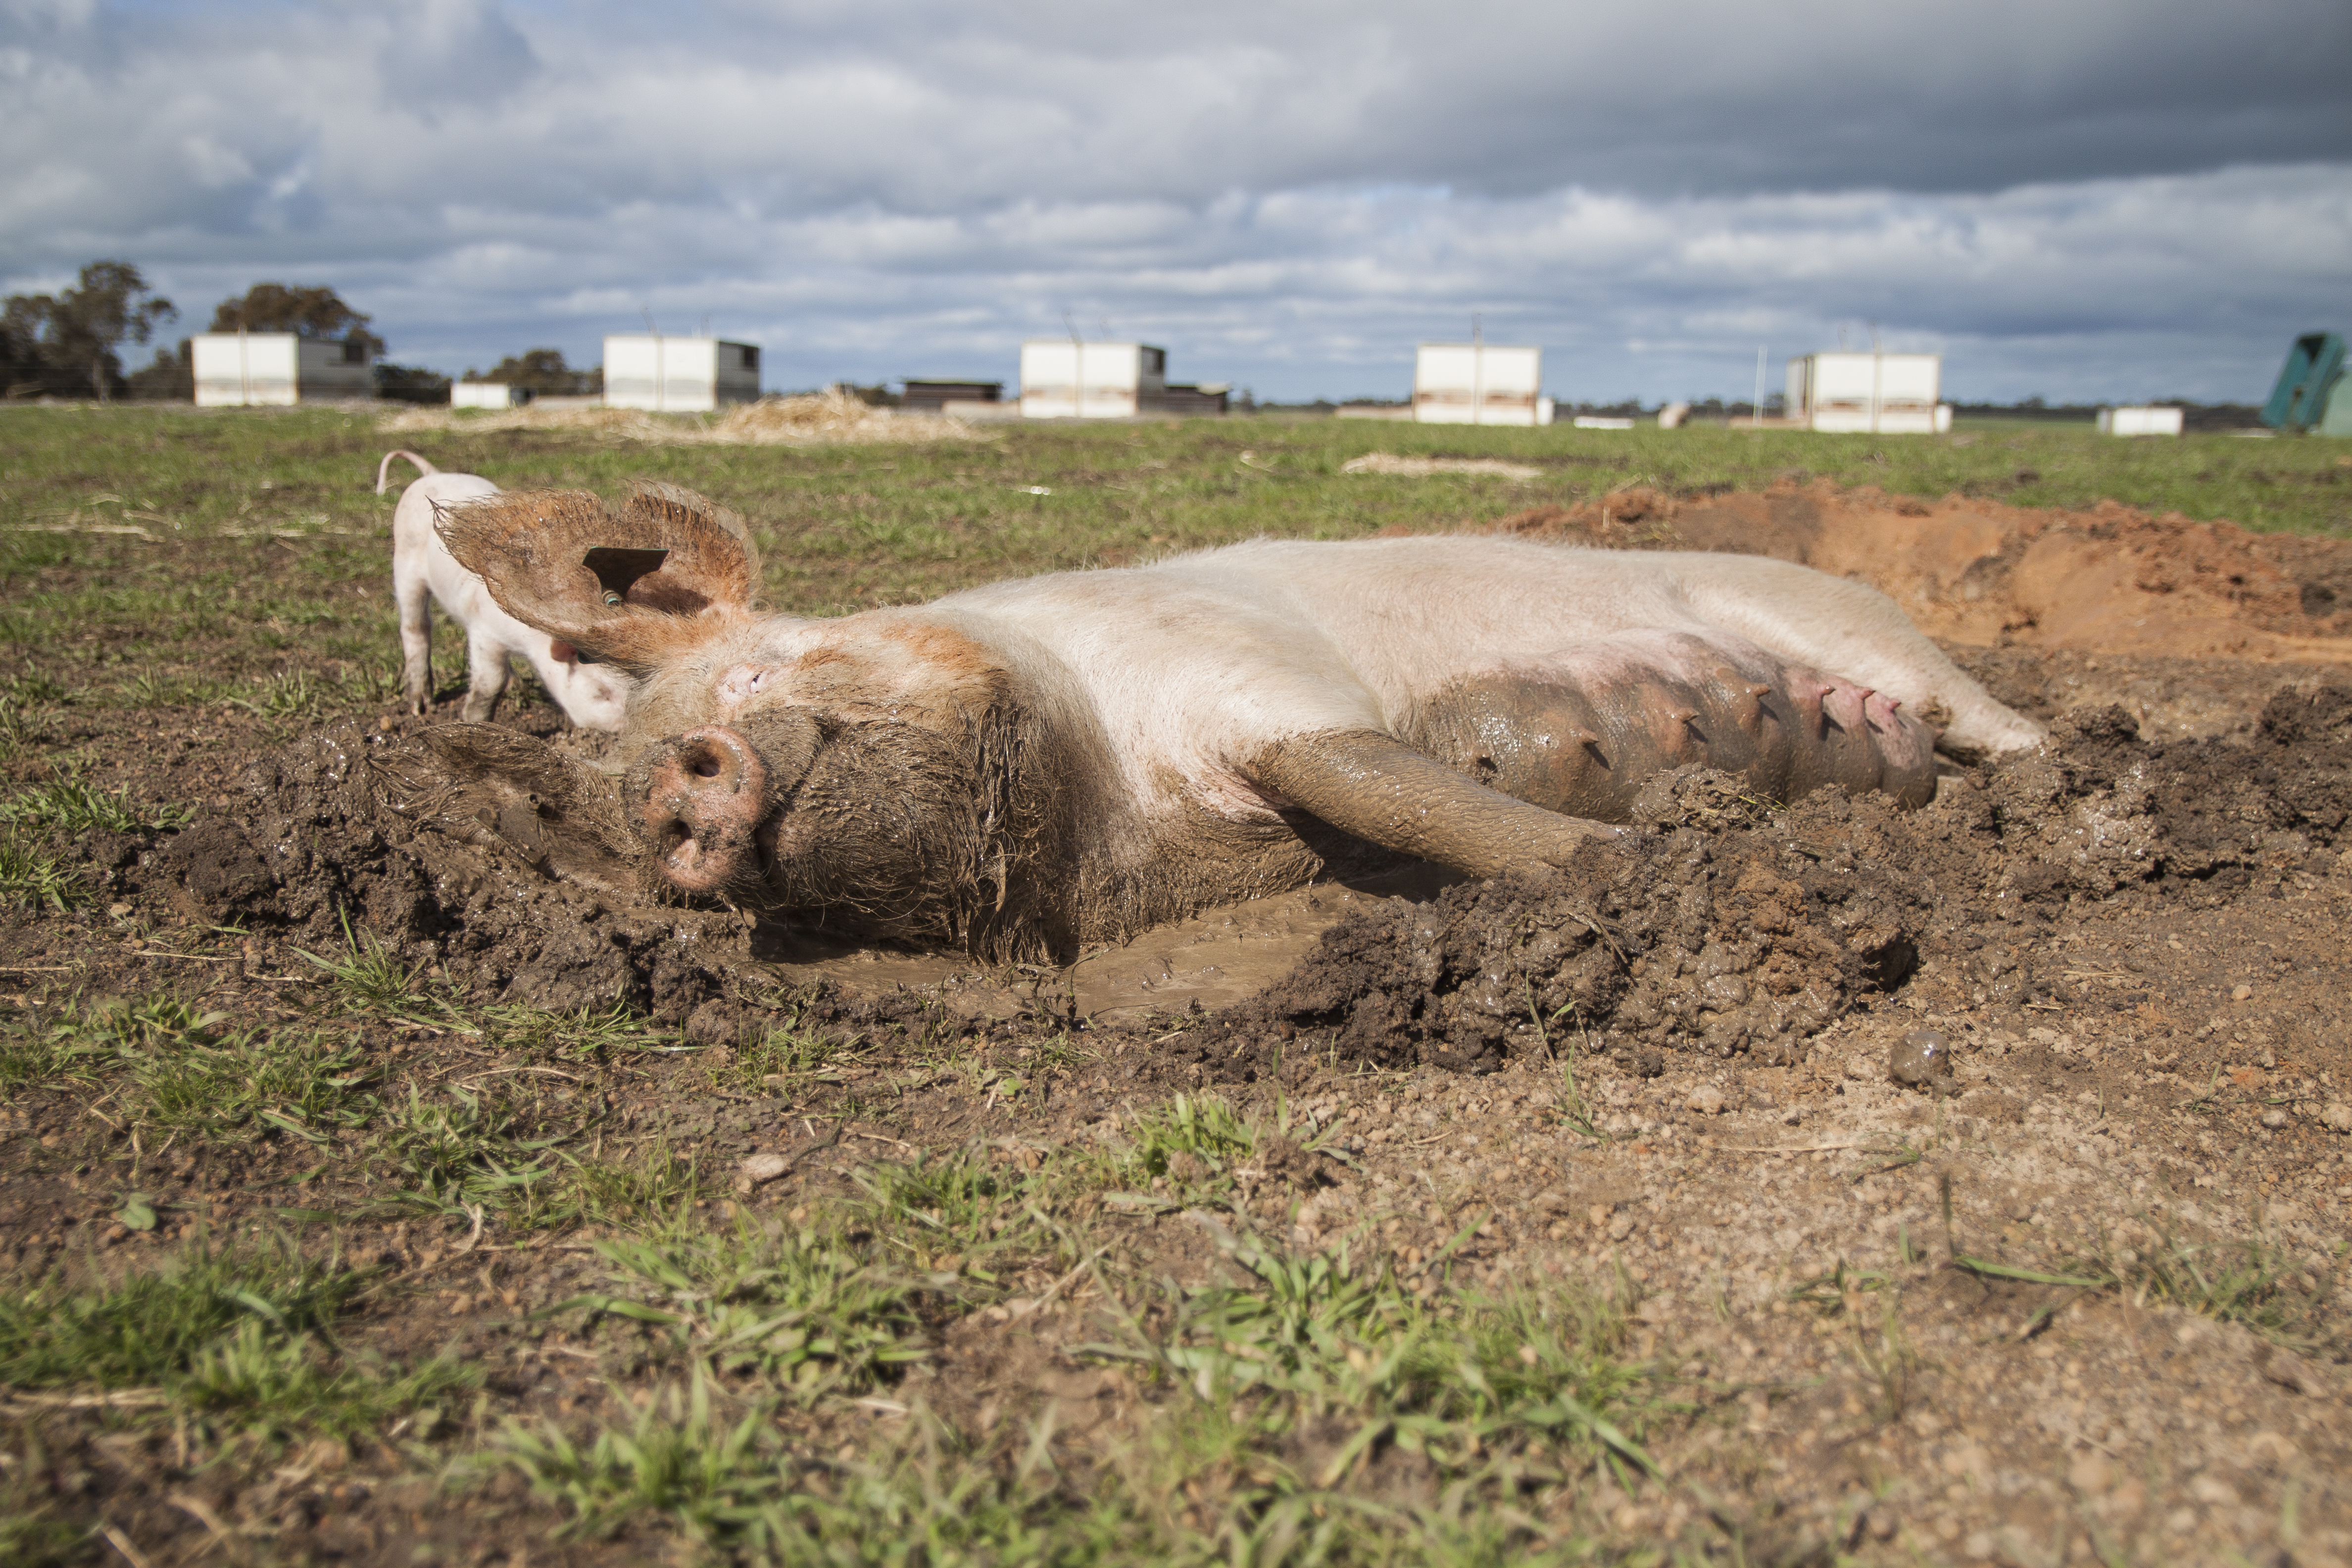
[753, 864, 1462, 1019]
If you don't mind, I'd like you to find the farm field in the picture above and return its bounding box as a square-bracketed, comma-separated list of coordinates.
[1, 405, 2351, 1567]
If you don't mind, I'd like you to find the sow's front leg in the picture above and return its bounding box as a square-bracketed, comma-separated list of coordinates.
[1253, 633, 1943, 880]
[1252, 731, 1624, 880]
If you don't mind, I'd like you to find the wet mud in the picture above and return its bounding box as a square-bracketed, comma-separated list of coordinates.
[134, 668, 2352, 1090]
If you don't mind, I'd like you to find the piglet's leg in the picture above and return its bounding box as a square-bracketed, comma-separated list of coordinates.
[1252, 729, 1621, 879]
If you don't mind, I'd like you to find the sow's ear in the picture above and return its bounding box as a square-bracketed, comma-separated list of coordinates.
[437, 482, 762, 676]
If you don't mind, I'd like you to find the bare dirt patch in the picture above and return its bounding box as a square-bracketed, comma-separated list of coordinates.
[1492, 480, 2352, 669]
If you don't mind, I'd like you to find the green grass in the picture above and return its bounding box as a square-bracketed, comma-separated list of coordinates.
[853, 1147, 1029, 1273]
[0, 779, 193, 834]
[0, 832, 83, 910]
[0, 1238, 473, 1455]
[0, 409, 2344, 710]
[1, 990, 380, 1140]
[550, 1222, 930, 1399]
[500, 1208, 1668, 1564]
[0, 1238, 358, 1387]
[294, 910, 422, 1012]
[366, 1085, 566, 1224]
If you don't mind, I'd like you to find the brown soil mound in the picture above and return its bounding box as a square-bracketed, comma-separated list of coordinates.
[1488, 483, 2352, 664]
[137, 686, 2352, 1081]
[140, 722, 751, 1023]
[1097, 683, 2352, 1082]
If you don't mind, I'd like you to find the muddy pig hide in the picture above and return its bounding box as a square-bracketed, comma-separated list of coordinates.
[438, 482, 2047, 961]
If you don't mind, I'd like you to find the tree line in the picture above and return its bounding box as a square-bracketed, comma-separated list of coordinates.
[0, 261, 457, 402]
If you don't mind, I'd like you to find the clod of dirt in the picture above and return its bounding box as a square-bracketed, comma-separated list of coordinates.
[1889, 1027, 1951, 1086]
[136, 678, 2352, 1082]
[735, 1153, 792, 1193]
[139, 719, 753, 1022]
[1122, 681, 2352, 1080]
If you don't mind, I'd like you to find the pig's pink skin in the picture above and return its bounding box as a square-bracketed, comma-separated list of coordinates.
[635, 726, 770, 894]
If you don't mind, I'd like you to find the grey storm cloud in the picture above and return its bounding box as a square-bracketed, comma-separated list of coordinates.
[2, 0, 2347, 401]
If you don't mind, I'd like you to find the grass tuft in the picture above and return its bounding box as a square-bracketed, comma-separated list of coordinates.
[0, 779, 192, 834]
[551, 1222, 928, 1399]
[0, 1239, 361, 1389]
[0, 832, 84, 910]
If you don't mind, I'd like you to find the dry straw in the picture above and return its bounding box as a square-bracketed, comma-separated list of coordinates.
[379, 388, 992, 447]
[1340, 452, 1541, 480]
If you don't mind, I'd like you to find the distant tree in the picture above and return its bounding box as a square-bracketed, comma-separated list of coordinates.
[374, 362, 452, 404]
[127, 340, 194, 400]
[1, 260, 178, 401]
[210, 283, 386, 358]
[463, 347, 598, 396]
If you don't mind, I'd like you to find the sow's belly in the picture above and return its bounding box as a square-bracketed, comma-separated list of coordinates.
[1397, 629, 1938, 821]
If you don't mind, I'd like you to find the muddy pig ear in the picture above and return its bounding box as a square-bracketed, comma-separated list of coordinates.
[437, 486, 759, 677]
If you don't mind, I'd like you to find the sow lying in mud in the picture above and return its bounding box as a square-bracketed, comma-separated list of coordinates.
[439, 482, 2044, 959]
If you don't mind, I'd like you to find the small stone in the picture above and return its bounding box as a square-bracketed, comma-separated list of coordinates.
[2189, 1474, 2240, 1508]
[2067, 1451, 2115, 1494]
[1684, 1083, 1727, 1116]
[2231, 983, 2254, 1002]
[2260, 1108, 2289, 1130]
[2259, 1350, 2328, 1397]
[2320, 1102, 2352, 1135]
[1889, 1029, 1952, 1087]
[733, 1152, 791, 1195]
[1844, 1054, 1876, 1081]
[1607, 1211, 1637, 1242]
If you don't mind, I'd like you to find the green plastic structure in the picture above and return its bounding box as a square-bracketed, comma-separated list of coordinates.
[2263, 333, 2351, 435]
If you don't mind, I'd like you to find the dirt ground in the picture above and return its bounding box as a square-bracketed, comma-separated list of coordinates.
[4, 485, 2352, 1567]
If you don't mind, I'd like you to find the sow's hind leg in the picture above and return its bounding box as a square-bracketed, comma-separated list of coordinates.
[1401, 629, 1939, 820]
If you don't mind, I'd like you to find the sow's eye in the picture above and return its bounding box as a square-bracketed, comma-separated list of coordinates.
[714, 664, 776, 704]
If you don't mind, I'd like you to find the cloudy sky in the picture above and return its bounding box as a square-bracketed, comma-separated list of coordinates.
[4, 0, 2348, 403]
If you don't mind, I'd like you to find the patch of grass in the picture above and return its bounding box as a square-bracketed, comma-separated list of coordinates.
[561, 1144, 715, 1239]
[367, 1085, 564, 1226]
[11, 991, 376, 1140]
[172, 1318, 476, 1449]
[709, 1012, 856, 1093]
[470, 997, 679, 1060]
[2080, 1213, 2345, 1353]
[507, 1218, 1670, 1563]
[552, 1222, 928, 1400]
[294, 910, 420, 1012]
[0, 832, 84, 910]
[494, 1369, 776, 1547]
[853, 1146, 1028, 1271]
[1140, 1229, 1663, 1486]
[131, 1026, 376, 1145]
[1109, 1091, 1258, 1204]
[0, 779, 192, 834]
[111, 668, 234, 709]
[0, 1239, 361, 1389]
[225, 664, 393, 722]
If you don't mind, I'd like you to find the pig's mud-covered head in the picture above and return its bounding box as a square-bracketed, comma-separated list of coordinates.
[442, 482, 1087, 958]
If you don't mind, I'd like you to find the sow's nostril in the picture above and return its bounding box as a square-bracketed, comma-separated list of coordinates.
[633, 726, 770, 894]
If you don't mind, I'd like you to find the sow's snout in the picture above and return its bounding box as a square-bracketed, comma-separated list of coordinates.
[625, 711, 818, 895]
